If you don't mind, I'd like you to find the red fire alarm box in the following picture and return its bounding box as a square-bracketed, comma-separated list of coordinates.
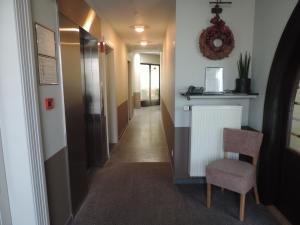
[45, 98, 54, 110]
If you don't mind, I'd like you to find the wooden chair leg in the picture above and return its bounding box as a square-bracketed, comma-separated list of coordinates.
[240, 194, 246, 222]
[254, 186, 260, 204]
[207, 183, 211, 208]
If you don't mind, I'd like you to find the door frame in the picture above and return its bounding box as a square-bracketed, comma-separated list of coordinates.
[0, 0, 50, 224]
[259, 2, 300, 224]
[140, 63, 161, 107]
[102, 42, 119, 146]
[0, 132, 12, 225]
[128, 60, 134, 120]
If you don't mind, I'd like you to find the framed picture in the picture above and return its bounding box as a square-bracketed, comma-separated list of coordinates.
[205, 67, 224, 93]
[35, 23, 58, 85]
[38, 56, 58, 85]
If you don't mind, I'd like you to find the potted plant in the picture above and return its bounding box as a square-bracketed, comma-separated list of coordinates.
[236, 52, 251, 93]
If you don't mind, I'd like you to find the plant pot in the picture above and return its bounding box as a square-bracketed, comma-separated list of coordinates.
[235, 78, 251, 93]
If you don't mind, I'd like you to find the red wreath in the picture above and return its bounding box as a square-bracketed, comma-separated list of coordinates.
[199, 16, 235, 60]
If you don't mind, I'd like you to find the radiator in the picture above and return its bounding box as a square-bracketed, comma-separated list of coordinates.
[189, 105, 242, 177]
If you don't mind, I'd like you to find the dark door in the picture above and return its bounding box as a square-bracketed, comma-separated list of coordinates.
[259, 3, 300, 224]
[80, 29, 108, 167]
[140, 64, 160, 107]
[59, 14, 88, 213]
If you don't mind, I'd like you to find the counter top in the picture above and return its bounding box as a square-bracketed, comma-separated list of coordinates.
[180, 92, 258, 100]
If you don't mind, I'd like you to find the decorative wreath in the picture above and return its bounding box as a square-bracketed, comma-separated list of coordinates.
[199, 16, 235, 60]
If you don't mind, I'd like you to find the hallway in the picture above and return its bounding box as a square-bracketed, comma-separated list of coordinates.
[109, 106, 170, 163]
[73, 107, 279, 225]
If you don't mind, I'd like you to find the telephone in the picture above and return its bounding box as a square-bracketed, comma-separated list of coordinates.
[186, 86, 204, 100]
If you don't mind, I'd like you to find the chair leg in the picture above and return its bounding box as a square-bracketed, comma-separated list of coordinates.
[254, 186, 260, 204]
[207, 183, 211, 208]
[240, 194, 246, 222]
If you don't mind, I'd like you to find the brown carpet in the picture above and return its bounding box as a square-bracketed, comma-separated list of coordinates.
[74, 162, 279, 225]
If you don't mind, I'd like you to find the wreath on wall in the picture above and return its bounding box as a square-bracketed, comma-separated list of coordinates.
[199, 15, 235, 60]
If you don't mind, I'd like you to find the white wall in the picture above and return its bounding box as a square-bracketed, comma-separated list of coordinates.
[249, 0, 298, 130]
[140, 54, 160, 65]
[175, 0, 255, 127]
[162, 15, 176, 120]
[132, 53, 141, 93]
[0, 1, 42, 224]
[101, 18, 129, 143]
[101, 19, 129, 106]
[31, 0, 67, 160]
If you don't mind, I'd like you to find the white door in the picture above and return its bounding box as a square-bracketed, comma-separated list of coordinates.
[0, 132, 12, 225]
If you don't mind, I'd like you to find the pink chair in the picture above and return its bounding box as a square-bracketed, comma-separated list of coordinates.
[206, 128, 263, 221]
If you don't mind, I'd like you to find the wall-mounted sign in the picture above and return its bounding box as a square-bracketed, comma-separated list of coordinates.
[35, 24, 58, 85]
[36, 24, 56, 57]
[38, 56, 58, 84]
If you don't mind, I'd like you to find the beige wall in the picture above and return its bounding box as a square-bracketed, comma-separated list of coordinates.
[101, 19, 128, 106]
[161, 15, 176, 120]
[140, 53, 160, 65]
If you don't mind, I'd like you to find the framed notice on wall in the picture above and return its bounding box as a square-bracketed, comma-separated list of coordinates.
[35, 24, 58, 85]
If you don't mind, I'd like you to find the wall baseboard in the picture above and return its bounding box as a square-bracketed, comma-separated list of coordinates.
[174, 178, 206, 184]
[45, 147, 72, 225]
[117, 100, 129, 138]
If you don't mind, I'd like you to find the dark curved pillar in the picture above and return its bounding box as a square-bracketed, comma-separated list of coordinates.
[259, 1, 300, 223]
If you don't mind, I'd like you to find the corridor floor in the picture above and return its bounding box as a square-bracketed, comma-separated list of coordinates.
[74, 106, 279, 225]
[108, 106, 170, 163]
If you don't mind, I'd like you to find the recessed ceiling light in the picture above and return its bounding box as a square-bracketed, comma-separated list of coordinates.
[59, 28, 80, 32]
[134, 25, 145, 33]
[140, 41, 148, 46]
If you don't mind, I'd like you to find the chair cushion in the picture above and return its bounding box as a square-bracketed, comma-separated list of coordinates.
[206, 159, 256, 194]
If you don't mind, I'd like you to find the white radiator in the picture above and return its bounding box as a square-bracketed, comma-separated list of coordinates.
[189, 105, 242, 177]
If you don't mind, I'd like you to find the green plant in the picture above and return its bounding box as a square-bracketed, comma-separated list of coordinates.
[237, 52, 251, 79]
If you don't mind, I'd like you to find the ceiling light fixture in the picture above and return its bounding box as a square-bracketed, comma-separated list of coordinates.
[134, 25, 145, 33]
[59, 28, 80, 32]
[140, 41, 148, 46]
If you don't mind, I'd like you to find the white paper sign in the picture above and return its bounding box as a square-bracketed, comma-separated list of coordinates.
[36, 24, 56, 57]
[38, 56, 58, 84]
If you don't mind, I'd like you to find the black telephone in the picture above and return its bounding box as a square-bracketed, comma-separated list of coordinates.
[186, 86, 204, 100]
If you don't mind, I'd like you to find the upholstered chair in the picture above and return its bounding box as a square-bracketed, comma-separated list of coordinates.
[206, 128, 263, 221]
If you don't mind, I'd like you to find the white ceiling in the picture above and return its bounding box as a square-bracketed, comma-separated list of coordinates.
[85, 0, 175, 52]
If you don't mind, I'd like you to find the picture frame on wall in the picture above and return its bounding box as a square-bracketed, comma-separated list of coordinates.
[35, 23, 58, 85]
[205, 67, 224, 93]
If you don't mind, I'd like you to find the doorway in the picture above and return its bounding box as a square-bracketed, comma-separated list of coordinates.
[80, 29, 108, 168]
[104, 44, 118, 151]
[259, 2, 300, 224]
[59, 13, 108, 213]
[128, 61, 134, 120]
[140, 64, 160, 107]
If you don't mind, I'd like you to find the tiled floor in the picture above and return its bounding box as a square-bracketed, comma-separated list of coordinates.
[108, 106, 170, 163]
